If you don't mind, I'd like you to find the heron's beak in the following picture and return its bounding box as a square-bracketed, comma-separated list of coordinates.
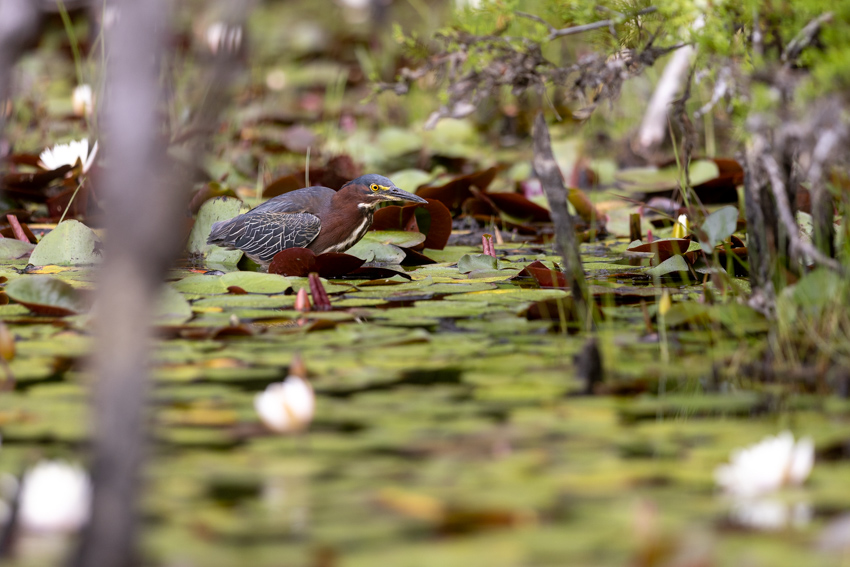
[379, 186, 428, 205]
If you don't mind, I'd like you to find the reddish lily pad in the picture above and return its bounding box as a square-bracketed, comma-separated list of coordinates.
[626, 238, 691, 263]
[416, 167, 501, 212]
[516, 261, 566, 288]
[372, 198, 453, 250]
[268, 248, 365, 278]
[484, 193, 551, 223]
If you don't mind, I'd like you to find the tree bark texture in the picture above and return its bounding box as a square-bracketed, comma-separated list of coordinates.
[531, 112, 589, 327]
[73, 1, 174, 565]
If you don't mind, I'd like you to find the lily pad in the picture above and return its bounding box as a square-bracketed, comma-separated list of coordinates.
[346, 234, 407, 264]
[219, 272, 291, 294]
[5, 275, 88, 316]
[457, 254, 503, 274]
[28, 220, 102, 266]
[616, 160, 719, 193]
[188, 197, 244, 265]
[172, 274, 229, 295]
[646, 255, 691, 278]
[268, 248, 365, 278]
[0, 239, 36, 260]
[156, 285, 194, 325]
[700, 206, 739, 253]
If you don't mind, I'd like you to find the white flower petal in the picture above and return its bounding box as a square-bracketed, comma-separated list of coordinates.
[281, 377, 314, 423]
[37, 138, 96, 173]
[72, 84, 94, 117]
[19, 461, 91, 534]
[788, 436, 814, 485]
[715, 431, 814, 496]
[254, 383, 293, 432]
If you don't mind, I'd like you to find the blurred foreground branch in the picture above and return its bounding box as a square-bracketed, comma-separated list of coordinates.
[72, 2, 245, 566]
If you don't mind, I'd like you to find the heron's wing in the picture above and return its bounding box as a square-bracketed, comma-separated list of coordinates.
[248, 186, 336, 215]
[208, 211, 322, 264]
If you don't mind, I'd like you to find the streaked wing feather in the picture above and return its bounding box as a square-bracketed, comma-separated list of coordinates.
[232, 211, 321, 263]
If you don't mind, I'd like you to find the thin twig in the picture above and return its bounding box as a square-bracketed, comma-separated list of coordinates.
[760, 153, 845, 274]
[514, 11, 555, 34]
[782, 12, 832, 64]
[546, 7, 657, 41]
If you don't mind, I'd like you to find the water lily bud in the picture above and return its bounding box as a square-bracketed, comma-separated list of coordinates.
[72, 84, 94, 117]
[19, 461, 91, 533]
[671, 214, 689, 239]
[658, 290, 671, 317]
[254, 376, 315, 433]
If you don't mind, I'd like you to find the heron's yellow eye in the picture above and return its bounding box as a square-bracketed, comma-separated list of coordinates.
[370, 184, 379, 191]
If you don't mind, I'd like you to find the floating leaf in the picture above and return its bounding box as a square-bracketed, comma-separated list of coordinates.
[485, 193, 551, 223]
[0, 239, 36, 261]
[28, 220, 102, 266]
[156, 285, 193, 325]
[5, 276, 88, 316]
[268, 248, 365, 278]
[699, 206, 739, 253]
[457, 254, 500, 273]
[516, 260, 566, 288]
[187, 197, 244, 265]
[347, 237, 406, 264]
[417, 167, 501, 212]
[646, 255, 691, 277]
[219, 272, 291, 294]
[372, 198, 452, 250]
[626, 238, 692, 263]
[172, 274, 229, 295]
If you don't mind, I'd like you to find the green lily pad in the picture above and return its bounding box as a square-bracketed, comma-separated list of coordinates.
[28, 220, 102, 266]
[220, 272, 291, 293]
[5, 275, 88, 316]
[156, 285, 194, 325]
[192, 294, 296, 310]
[172, 274, 229, 295]
[700, 206, 739, 253]
[346, 238, 406, 264]
[615, 160, 719, 193]
[646, 255, 691, 278]
[363, 230, 426, 248]
[188, 197, 245, 265]
[457, 254, 511, 274]
[0, 239, 36, 260]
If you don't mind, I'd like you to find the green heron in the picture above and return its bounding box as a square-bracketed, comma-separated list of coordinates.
[207, 174, 427, 268]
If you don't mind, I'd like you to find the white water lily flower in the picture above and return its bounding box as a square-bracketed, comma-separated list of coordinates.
[38, 139, 98, 174]
[19, 461, 91, 533]
[72, 84, 94, 117]
[254, 376, 315, 433]
[714, 431, 814, 497]
[729, 498, 811, 531]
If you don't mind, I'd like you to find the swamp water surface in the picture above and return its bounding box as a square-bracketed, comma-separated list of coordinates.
[0, 240, 848, 567]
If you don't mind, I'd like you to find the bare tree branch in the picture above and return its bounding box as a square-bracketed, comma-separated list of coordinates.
[761, 152, 845, 275]
[782, 12, 832, 64]
[73, 2, 246, 566]
[546, 6, 658, 41]
[532, 112, 590, 326]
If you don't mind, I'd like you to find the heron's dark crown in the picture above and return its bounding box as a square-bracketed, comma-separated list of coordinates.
[341, 174, 397, 189]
